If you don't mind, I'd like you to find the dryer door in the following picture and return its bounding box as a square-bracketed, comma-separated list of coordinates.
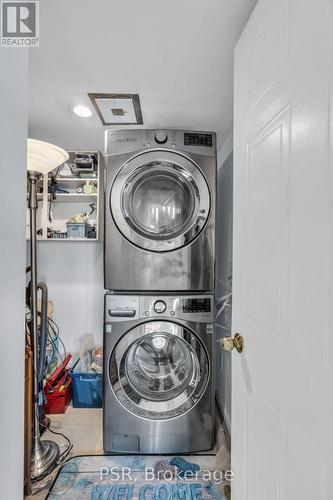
[109, 321, 210, 420]
[110, 151, 210, 251]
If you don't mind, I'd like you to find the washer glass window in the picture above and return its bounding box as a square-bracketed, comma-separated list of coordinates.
[125, 332, 196, 401]
[109, 321, 210, 420]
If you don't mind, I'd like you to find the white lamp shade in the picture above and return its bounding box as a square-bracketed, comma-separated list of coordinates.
[27, 138, 69, 175]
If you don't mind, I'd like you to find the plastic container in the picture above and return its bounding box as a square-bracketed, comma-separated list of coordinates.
[66, 222, 89, 239]
[69, 369, 103, 408]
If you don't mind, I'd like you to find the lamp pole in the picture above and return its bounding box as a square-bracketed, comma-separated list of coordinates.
[27, 170, 60, 480]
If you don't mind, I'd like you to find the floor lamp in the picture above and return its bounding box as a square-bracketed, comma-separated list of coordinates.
[27, 139, 69, 480]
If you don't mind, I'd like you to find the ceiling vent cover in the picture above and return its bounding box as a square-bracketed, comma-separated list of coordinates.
[88, 93, 143, 125]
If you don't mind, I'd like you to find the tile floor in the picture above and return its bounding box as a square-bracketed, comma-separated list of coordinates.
[46, 407, 104, 456]
[26, 407, 230, 498]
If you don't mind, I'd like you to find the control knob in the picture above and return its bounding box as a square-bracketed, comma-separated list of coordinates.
[154, 300, 167, 314]
[154, 131, 168, 144]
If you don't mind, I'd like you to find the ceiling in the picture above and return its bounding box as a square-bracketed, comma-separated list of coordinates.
[28, 0, 257, 154]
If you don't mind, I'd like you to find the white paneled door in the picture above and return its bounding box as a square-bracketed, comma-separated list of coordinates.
[232, 0, 333, 498]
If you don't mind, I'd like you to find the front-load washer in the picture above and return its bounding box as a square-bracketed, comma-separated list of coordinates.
[104, 129, 216, 292]
[104, 293, 215, 454]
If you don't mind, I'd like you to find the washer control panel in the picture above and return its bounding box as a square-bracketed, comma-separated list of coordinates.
[105, 294, 214, 323]
[142, 296, 214, 322]
[182, 297, 211, 313]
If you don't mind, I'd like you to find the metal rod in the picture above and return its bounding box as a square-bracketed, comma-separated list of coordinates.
[28, 171, 41, 452]
[37, 282, 48, 384]
[27, 171, 60, 480]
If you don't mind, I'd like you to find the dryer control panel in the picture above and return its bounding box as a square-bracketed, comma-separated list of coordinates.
[105, 294, 214, 323]
[105, 129, 216, 157]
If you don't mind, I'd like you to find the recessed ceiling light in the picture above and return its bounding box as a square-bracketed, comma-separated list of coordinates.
[73, 105, 92, 118]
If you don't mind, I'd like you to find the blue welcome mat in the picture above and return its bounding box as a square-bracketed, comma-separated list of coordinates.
[47, 455, 231, 499]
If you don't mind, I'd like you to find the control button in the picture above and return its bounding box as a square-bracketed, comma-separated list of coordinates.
[145, 311, 150, 316]
[171, 142, 176, 148]
[154, 300, 167, 314]
[154, 131, 168, 144]
[170, 310, 175, 316]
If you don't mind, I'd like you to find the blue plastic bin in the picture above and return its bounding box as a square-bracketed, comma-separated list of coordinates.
[69, 370, 103, 408]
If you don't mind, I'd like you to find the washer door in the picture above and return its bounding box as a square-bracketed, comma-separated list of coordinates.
[109, 321, 210, 420]
[110, 151, 210, 251]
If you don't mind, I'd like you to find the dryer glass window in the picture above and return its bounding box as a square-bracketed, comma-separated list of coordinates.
[110, 151, 211, 252]
[122, 162, 198, 240]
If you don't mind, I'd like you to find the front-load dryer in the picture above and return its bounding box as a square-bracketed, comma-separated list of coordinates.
[104, 129, 216, 292]
[104, 293, 215, 454]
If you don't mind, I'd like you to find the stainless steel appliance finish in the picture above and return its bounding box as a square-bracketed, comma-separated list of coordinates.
[104, 129, 216, 292]
[104, 293, 215, 454]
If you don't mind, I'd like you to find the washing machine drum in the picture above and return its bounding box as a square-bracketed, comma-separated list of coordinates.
[109, 321, 210, 420]
[110, 151, 210, 252]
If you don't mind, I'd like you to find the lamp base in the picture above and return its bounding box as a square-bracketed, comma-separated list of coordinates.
[31, 440, 60, 480]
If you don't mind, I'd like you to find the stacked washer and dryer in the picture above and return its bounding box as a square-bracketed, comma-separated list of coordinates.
[103, 129, 216, 454]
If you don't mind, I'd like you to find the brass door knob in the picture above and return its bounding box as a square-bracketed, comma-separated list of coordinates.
[221, 333, 244, 353]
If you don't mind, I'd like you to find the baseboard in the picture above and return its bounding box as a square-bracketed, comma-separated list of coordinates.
[215, 399, 231, 449]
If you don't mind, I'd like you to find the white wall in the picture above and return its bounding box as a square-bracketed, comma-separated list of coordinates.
[215, 134, 233, 434]
[26, 241, 104, 357]
[0, 49, 28, 498]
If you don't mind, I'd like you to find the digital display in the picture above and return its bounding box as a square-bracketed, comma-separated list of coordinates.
[184, 133, 213, 147]
[182, 298, 211, 313]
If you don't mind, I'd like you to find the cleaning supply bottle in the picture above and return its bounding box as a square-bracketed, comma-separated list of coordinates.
[83, 180, 93, 194]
